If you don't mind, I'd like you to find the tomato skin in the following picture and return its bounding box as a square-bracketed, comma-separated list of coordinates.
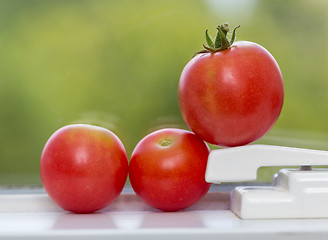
[179, 41, 284, 147]
[40, 124, 128, 213]
[129, 128, 211, 212]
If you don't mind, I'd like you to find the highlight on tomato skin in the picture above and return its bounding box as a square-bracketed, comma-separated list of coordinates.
[178, 23, 284, 147]
[129, 128, 211, 212]
[40, 124, 129, 214]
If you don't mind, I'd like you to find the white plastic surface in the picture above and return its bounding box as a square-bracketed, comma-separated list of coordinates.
[2, 189, 328, 239]
[231, 168, 328, 219]
[205, 144, 328, 219]
[205, 144, 328, 183]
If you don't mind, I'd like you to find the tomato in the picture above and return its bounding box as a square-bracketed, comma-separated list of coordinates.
[40, 124, 128, 213]
[129, 128, 211, 212]
[178, 24, 284, 147]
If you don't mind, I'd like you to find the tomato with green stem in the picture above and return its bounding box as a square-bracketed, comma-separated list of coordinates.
[179, 23, 284, 147]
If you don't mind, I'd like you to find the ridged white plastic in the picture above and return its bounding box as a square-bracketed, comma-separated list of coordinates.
[205, 144, 328, 219]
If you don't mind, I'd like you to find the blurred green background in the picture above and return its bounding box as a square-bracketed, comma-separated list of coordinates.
[0, 0, 328, 185]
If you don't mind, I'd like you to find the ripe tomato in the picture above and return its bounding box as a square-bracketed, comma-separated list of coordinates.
[178, 24, 284, 147]
[129, 128, 211, 212]
[40, 124, 128, 213]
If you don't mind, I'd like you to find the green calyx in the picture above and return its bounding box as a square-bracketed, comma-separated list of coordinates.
[160, 139, 171, 147]
[194, 23, 240, 56]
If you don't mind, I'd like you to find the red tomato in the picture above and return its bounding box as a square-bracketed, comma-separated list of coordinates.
[40, 124, 128, 213]
[179, 25, 284, 147]
[129, 128, 211, 212]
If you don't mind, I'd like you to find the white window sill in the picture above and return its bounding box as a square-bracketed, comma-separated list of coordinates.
[1, 185, 328, 239]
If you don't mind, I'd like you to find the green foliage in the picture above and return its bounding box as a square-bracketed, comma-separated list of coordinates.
[0, 0, 328, 185]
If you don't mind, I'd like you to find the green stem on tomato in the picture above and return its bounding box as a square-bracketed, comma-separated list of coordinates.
[205, 30, 214, 48]
[194, 23, 240, 57]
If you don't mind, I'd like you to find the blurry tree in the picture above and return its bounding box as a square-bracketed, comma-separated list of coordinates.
[0, 0, 327, 184]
